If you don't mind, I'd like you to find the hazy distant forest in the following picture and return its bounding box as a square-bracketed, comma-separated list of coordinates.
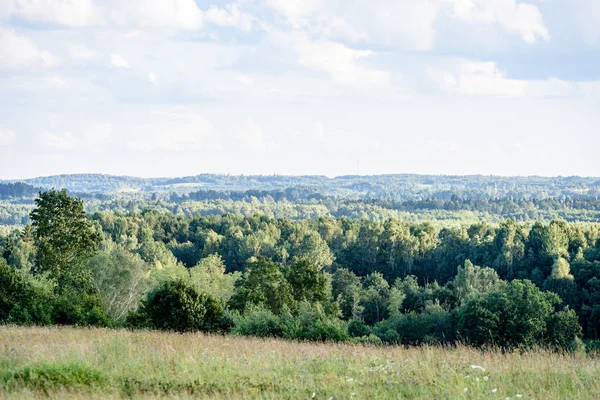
[2, 174, 600, 350]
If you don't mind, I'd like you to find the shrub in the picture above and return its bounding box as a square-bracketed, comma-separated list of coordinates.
[231, 307, 296, 339]
[0, 260, 53, 325]
[295, 303, 349, 342]
[373, 303, 453, 345]
[457, 280, 581, 349]
[352, 334, 383, 346]
[545, 307, 582, 349]
[143, 280, 224, 333]
[348, 319, 371, 338]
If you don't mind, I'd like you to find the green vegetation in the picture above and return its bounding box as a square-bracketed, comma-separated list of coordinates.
[2, 174, 600, 227]
[1, 326, 599, 399]
[1, 177, 599, 397]
[2, 189, 599, 350]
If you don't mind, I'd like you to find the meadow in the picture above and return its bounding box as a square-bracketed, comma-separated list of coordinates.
[1, 326, 599, 399]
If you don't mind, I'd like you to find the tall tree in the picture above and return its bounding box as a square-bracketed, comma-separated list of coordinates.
[30, 189, 101, 278]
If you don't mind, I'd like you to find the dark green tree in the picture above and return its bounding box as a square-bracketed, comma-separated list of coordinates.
[141, 279, 224, 332]
[30, 189, 101, 278]
[229, 258, 294, 314]
[285, 258, 329, 304]
[331, 268, 362, 320]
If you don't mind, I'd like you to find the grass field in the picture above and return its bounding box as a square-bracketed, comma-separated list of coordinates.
[0, 326, 599, 399]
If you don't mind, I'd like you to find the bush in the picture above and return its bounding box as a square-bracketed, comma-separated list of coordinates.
[295, 303, 349, 342]
[231, 307, 296, 339]
[348, 319, 371, 338]
[545, 307, 582, 349]
[0, 260, 53, 325]
[457, 280, 581, 349]
[352, 334, 383, 346]
[143, 280, 224, 333]
[373, 303, 453, 345]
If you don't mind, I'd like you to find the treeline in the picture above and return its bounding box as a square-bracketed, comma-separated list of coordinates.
[1, 190, 599, 350]
[2, 193, 600, 228]
[10, 173, 600, 198]
[0, 182, 42, 199]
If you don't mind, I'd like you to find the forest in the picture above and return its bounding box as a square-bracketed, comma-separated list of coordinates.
[2, 185, 600, 351]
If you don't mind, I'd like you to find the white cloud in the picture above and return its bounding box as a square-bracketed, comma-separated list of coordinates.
[264, 0, 548, 50]
[574, 0, 600, 45]
[265, 0, 439, 51]
[83, 124, 112, 149]
[0, 28, 56, 70]
[314, 122, 325, 141]
[148, 72, 158, 85]
[205, 4, 253, 31]
[110, 54, 130, 69]
[428, 139, 465, 161]
[237, 119, 268, 153]
[69, 44, 100, 60]
[434, 60, 527, 97]
[264, 0, 325, 19]
[128, 108, 219, 152]
[0, 128, 16, 146]
[447, 0, 549, 44]
[0, 0, 96, 27]
[43, 131, 77, 150]
[105, 0, 204, 29]
[42, 124, 112, 151]
[291, 34, 389, 90]
[430, 59, 592, 99]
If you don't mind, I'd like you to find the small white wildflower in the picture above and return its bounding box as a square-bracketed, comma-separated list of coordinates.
[515, 395, 523, 398]
[347, 378, 354, 382]
[464, 388, 468, 393]
[492, 389, 498, 393]
[311, 393, 316, 399]
[476, 378, 480, 382]
[484, 376, 489, 381]
[470, 364, 486, 371]
[505, 397, 511, 400]
[465, 375, 470, 379]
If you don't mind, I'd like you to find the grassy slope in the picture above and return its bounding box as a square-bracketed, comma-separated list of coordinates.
[0, 327, 598, 399]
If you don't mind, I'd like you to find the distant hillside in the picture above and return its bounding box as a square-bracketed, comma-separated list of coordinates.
[2, 174, 600, 200]
[0, 182, 43, 199]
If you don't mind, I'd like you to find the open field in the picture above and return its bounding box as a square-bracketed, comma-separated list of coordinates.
[1, 327, 599, 399]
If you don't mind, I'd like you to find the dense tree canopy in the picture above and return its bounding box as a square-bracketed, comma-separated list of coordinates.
[1, 188, 599, 350]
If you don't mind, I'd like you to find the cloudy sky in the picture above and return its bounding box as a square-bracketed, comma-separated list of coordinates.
[1, 0, 599, 179]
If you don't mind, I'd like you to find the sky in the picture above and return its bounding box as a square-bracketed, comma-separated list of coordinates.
[0, 0, 599, 179]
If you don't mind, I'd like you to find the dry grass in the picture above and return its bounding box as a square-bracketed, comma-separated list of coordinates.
[1, 326, 599, 399]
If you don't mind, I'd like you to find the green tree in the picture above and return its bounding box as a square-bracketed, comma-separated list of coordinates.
[141, 279, 224, 332]
[229, 258, 294, 314]
[360, 272, 390, 325]
[457, 280, 578, 349]
[331, 268, 363, 320]
[85, 242, 152, 323]
[454, 260, 502, 303]
[284, 258, 329, 304]
[189, 254, 240, 302]
[30, 189, 101, 279]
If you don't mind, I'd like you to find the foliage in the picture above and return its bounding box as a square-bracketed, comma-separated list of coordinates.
[456, 280, 580, 349]
[30, 189, 101, 278]
[0, 259, 53, 325]
[231, 307, 296, 339]
[229, 258, 294, 314]
[5, 326, 600, 399]
[85, 243, 152, 323]
[188, 254, 240, 302]
[141, 280, 224, 333]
